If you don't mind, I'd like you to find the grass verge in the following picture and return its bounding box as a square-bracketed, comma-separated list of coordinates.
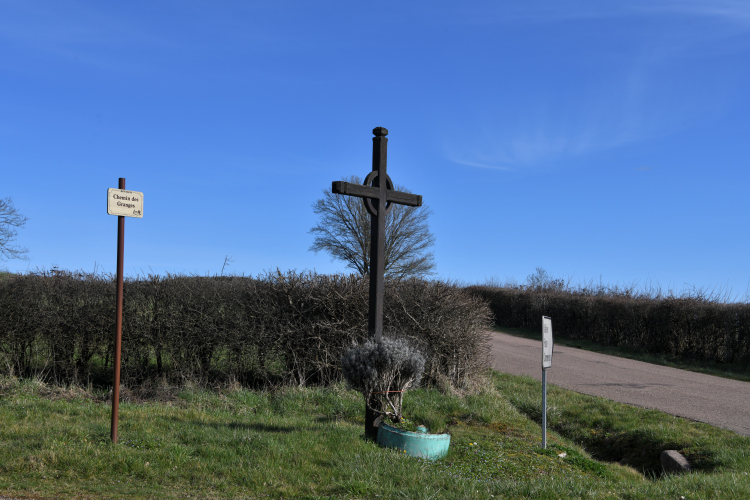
[493, 326, 750, 383]
[0, 373, 748, 499]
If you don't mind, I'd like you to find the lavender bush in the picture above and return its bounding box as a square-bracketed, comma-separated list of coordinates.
[340, 337, 425, 423]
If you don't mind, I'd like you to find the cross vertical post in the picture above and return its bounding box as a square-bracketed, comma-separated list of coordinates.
[331, 127, 423, 439]
[368, 128, 388, 341]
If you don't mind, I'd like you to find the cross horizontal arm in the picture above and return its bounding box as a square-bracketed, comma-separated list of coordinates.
[331, 181, 422, 207]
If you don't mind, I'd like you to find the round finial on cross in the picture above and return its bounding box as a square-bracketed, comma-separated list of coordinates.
[372, 127, 388, 137]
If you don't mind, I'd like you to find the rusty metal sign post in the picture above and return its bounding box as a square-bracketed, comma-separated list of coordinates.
[331, 127, 423, 438]
[106, 178, 144, 443]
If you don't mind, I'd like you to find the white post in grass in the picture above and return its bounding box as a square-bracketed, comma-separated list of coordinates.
[542, 316, 553, 449]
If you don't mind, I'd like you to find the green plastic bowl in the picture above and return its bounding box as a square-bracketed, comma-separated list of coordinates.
[376, 422, 451, 460]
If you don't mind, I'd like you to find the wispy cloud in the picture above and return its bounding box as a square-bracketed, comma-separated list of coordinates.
[632, 0, 750, 26]
[0, 1, 290, 76]
[436, 1, 750, 27]
[444, 1, 747, 172]
[444, 93, 646, 171]
[0, 2, 168, 49]
[448, 158, 513, 171]
[0, 1, 177, 77]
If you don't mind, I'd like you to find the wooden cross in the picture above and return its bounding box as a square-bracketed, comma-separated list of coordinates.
[331, 127, 422, 342]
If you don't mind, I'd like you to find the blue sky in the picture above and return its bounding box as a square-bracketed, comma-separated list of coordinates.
[2, 1, 749, 299]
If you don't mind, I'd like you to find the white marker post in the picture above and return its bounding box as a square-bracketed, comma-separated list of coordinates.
[106, 179, 144, 444]
[542, 316, 553, 449]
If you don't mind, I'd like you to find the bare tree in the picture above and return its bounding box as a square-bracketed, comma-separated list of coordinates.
[0, 197, 29, 261]
[525, 267, 567, 292]
[309, 176, 436, 279]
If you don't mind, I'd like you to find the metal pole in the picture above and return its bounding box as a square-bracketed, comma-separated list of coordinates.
[542, 367, 547, 449]
[110, 177, 125, 444]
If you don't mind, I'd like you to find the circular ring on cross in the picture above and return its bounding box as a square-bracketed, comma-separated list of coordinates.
[363, 171, 395, 217]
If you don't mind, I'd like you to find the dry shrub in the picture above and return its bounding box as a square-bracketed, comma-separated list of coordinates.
[468, 285, 750, 364]
[341, 337, 425, 423]
[0, 269, 492, 390]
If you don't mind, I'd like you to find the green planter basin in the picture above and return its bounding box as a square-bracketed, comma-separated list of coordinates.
[376, 423, 451, 460]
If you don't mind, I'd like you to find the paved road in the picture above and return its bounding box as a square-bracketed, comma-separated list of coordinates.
[488, 330, 750, 436]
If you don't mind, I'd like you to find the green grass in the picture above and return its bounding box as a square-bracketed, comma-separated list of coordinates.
[1, 373, 749, 499]
[494, 325, 750, 383]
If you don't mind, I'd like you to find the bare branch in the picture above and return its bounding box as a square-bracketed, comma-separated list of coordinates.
[309, 176, 436, 279]
[0, 197, 29, 261]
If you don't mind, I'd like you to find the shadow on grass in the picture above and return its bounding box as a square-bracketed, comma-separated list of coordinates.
[165, 416, 297, 433]
[229, 422, 296, 433]
[315, 415, 360, 425]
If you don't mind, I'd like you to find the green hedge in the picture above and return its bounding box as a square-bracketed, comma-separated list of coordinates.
[467, 286, 750, 363]
[0, 270, 492, 388]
